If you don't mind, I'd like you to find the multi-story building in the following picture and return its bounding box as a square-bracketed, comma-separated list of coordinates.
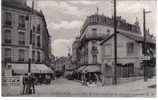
[1, 0, 52, 76]
[72, 37, 80, 69]
[73, 14, 143, 81]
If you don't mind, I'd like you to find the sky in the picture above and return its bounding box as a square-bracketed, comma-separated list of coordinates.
[27, 0, 157, 57]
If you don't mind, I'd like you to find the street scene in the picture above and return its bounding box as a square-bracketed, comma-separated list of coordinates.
[1, 0, 156, 97]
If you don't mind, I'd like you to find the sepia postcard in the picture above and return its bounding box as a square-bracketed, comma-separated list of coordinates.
[1, 0, 156, 97]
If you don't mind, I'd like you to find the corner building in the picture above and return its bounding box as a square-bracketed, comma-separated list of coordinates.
[75, 14, 142, 82]
[1, 0, 52, 76]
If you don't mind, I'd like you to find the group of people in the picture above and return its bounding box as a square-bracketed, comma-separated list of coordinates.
[22, 74, 36, 94]
[82, 72, 101, 86]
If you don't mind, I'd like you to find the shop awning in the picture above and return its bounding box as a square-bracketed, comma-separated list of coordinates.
[8, 63, 54, 74]
[83, 65, 101, 72]
[76, 66, 86, 72]
[32, 64, 54, 74]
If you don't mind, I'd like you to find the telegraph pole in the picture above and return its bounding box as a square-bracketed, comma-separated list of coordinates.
[113, 0, 117, 85]
[28, 0, 34, 73]
[143, 8, 147, 81]
[143, 8, 151, 82]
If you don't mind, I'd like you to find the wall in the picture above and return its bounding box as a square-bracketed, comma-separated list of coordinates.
[2, 5, 47, 64]
[101, 33, 143, 76]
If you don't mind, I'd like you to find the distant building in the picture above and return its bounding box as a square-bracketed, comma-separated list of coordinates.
[72, 37, 80, 69]
[1, 0, 52, 76]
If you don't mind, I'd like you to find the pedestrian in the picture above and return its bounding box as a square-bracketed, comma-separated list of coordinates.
[83, 71, 87, 86]
[31, 74, 36, 94]
[25, 75, 29, 94]
[22, 75, 26, 94]
[27, 73, 32, 94]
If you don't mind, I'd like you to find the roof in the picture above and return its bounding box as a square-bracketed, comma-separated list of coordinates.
[100, 32, 156, 45]
[2, 0, 43, 17]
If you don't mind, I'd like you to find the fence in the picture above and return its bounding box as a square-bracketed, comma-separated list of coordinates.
[2, 76, 23, 96]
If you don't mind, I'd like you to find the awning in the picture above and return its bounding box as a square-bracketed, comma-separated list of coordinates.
[83, 65, 101, 72]
[8, 63, 54, 74]
[76, 66, 86, 72]
[32, 64, 54, 74]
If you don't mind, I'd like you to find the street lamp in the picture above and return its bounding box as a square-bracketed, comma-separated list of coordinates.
[143, 8, 151, 82]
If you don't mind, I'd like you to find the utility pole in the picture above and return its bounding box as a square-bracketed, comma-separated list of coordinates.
[113, 0, 117, 85]
[143, 8, 151, 82]
[28, 0, 34, 73]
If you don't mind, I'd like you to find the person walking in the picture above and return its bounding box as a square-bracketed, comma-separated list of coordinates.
[22, 75, 26, 94]
[31, 74, 36, 94]
[25, 75, 29, 94]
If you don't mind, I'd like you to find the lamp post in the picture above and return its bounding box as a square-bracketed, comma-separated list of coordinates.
[143, 8, 151, 82]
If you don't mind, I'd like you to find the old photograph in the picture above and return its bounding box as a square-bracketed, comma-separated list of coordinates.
[1, 0, 156, 97]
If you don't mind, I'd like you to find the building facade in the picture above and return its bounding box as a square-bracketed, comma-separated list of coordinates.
[72, 14, 144, 81]
[1, 0, 52, 75]
[100, 32, 155, 84]
[72, 37, 80, 69]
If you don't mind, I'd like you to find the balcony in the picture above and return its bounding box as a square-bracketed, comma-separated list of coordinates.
[18, 25, 26, 30]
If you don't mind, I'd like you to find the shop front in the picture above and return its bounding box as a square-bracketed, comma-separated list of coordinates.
[7, 63, 54, 84]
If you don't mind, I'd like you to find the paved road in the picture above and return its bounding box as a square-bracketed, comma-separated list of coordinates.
[22, 77, 156, 97]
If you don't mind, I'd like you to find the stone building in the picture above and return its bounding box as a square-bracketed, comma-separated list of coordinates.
[72, 37, 80, 69]
[1, 0, 52, 76]
[73, 13, 144, 82]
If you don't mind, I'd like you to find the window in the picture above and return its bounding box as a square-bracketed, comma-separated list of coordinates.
[19, 32, 25, 45]
[4, 30, 11, 44]
[32, 34, 35, 47]
[4, 12, 12, 27]
[107, 29, 111, 34]
[91, 46, 98, 55]
[104, 44, 112, 56]
[92, 55, 97, 64]
[18, 15, 25, 28]
[19, 49, 25, 61]
[37, 51, 40, 62]
[127, 43, 134, 54]
[37, 36, 40, 47]
[128, 63, 134, 75]
[92, 28, 97, 37]
[37, 24, 40, 33]
[32, 51, 35, 62]
[33, 26, 36, 32]
[4, 48, 11, 62]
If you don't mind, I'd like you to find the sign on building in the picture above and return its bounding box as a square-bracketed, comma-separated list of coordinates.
[139, 56, 151, 61]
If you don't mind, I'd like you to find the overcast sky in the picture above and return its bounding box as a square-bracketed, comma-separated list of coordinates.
[27, 0, 157, 57]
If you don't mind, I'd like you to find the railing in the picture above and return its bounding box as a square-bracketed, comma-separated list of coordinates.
[2, 76, 23, 96]
[2, 76, 21, 87]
